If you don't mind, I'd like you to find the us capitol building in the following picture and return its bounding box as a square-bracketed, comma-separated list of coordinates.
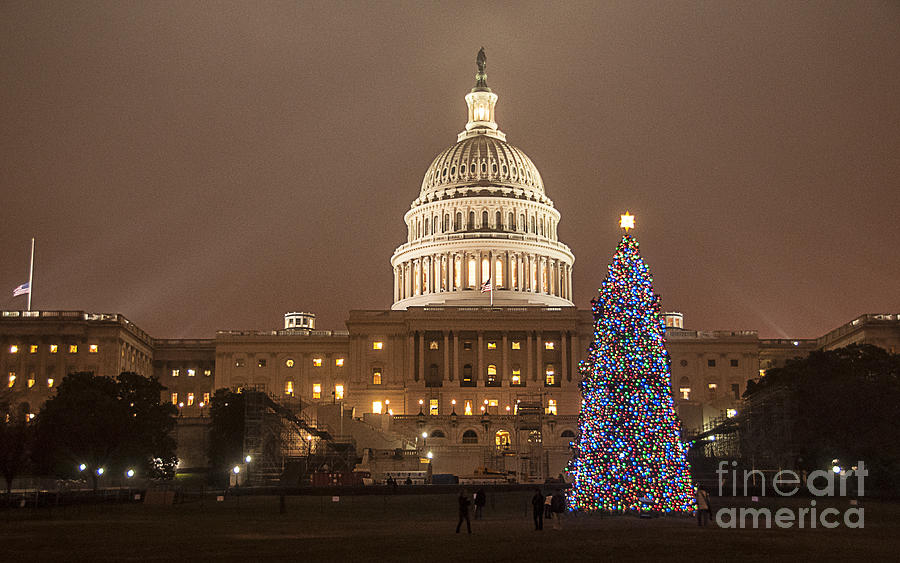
[2, 52, 898, 482]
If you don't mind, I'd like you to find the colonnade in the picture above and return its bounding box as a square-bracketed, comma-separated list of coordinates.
[394, 250, 572, 302]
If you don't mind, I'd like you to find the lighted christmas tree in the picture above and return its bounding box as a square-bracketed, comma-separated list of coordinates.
[567, 213, 695, 513]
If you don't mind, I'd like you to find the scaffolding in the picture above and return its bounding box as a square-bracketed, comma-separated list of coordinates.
[242, 390, 359, 486]
[514, 393, 546, 482]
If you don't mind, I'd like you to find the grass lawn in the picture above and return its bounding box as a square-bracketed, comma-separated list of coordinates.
[1, 491, 895, 562]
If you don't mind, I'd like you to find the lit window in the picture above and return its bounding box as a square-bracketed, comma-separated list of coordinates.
[372, 401, 383, 414]
[187, 369, 196, 377]
[545, 365, 556, 386]
[69, 345, 77, 354]
[544, 341, 555, 350]
[202, 392, 210, 404]
[488, 399, 498, 407]
[47, 378, 54, 388]
[372, 369, 382, 385]
[546, 399, 557, 415]
[487, 342, 497, 350]
[758, 369, 766, 378]
[487, 364, 497, 376]
[335, 384, 344, 400]
[312, 383, 321, 399]
[708, 383, 718, 399]
[89, 344, 98, 354]
[171, 392, 178, 404]
[9, 345, 18, 354]
[286, 359, 294, 368]
[172, 369, 180, 377]
[496, 430, 511, 448]
[679, 387, 691, 400]
[235, 359, 245, 368]
[29, 345, 38, 354]
[335, 358, 344, 367]
[285, 381, 294, 395]
[511, 368, 521, 385]
[7, 373, 15, 388]
[313, 358, 322, 367]
[187, 393, 194, 406]
[429, 341, 439, 350]
[373, 341, 383, 350]
[464, 400, 473, 416]
[511, 341, 521, 350]
[27, 377, 35, 388]
[49, 344, 58, 354]
[429, 398, 439, 415]
[258, 359, 267, 368]
[204, 369, 212, 377]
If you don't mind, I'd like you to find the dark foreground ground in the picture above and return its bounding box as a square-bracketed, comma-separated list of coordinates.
[0, 491, 895, 562]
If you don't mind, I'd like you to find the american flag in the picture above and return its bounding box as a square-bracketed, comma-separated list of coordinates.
[480, 279, 492, 293]
[13, 282, 30, 297]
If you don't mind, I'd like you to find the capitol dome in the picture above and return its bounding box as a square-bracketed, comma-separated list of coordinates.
[419, 135, 545, 199]
[391, 50, 574, 310]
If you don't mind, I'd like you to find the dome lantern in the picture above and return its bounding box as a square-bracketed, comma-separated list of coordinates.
[460, 48, 505, 142]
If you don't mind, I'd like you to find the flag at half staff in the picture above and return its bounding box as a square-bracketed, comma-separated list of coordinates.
[13, 282, 30, 297]
[480, 280, 492, 293]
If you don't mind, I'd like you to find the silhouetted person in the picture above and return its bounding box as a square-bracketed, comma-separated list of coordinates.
[474, 488, 486, 519]
[531, 488, 544, 530]
[695, 484, 711, 527]
[405, 476, 412, 486]
[551, 490, 566, 529]
[456, 490, 472, 533]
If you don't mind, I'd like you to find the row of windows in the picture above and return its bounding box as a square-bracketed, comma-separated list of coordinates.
[170, 368, 212, 377]
[373, 364, 562, 386]
[7, 372, 55, 388]
[416, 397, 560, 417]
[425, 340, 554, 351]
[677, 381, 741, 401]
[8, 344, 96, 354]
[171, 392, 211, 407]
[234, 357, 346, 369]
[421, 428, 575, 446]
[678, 358, 741, 368]
[411, 209, 557, 241]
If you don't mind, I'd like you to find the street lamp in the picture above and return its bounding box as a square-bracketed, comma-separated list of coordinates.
[96, 467, 104, 476]
[245, 455, 252, 463]
[418, 398, 424, 415]
[126, 469, 135, 478]
[78, 463, 87, 472]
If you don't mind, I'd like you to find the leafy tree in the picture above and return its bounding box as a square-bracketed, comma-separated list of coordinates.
[0, 396, 33, 493]
[743, 344, 900, 492]
[207, 389, 245, 486]
[33, 371, 177, 487]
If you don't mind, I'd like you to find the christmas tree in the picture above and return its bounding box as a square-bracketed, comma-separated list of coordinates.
[567, 213, 695, 513]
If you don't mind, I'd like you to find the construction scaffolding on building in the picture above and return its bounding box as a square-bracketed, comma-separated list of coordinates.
[242, 389, 359, 486]
[514, 393, 547, 482]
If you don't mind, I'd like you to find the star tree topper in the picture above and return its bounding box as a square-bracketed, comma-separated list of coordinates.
[619, 211, 635, 232]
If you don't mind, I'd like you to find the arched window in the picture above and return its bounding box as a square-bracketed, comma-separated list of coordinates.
[561, 430, 576, 438]
[540, 217, 544, 236]
[495, 211, 502, 229]
[444, 214, 450, 232]
[430, 430, 446, 438]
[486, 364, 498, 386]
[455, 212, 462, 231]
[520, 214, 525, 232]
[462, 430, 478, 444]
[468, 211, 475, 230]
[416, 218, 421, 238]
[482, 210, 489, 228]
[495, 430, 511, 449]
[508, 212, 514, 231]
[530, 216, 535, 234]
[424, 218, 429, 236]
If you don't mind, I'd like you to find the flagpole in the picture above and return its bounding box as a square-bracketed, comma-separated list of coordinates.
[490, 283, 493, 307]
[27, 237, 34, 311]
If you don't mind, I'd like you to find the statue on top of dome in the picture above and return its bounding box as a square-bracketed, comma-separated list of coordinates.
[475, 47, 489, 90]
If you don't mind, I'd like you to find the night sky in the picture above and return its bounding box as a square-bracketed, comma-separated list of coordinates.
[2, 2, 898, 339]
